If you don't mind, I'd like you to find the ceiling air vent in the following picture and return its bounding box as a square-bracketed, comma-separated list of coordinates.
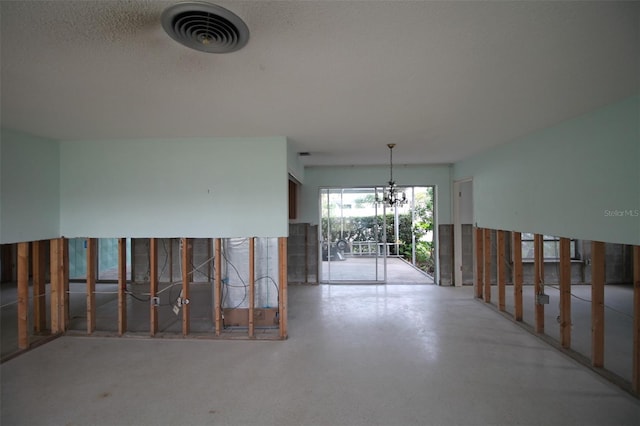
[161, 2, 249, 53]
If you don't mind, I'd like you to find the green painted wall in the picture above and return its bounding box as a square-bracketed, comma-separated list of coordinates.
[454, 96, 640, 245]
[0, 129, 60, 244]
[60, 137, 289, 238]
[287, 138, 304, 183]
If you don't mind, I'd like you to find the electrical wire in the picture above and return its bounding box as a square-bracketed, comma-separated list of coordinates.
[488, 232, 634, 321]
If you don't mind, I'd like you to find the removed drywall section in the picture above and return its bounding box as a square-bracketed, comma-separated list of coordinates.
[454, 96, 640, 246]
[59, 137, 288, 238]
[0, 129, 60, 244]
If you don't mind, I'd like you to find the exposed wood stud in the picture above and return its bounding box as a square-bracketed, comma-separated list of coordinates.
[32, 240, 47, 333]
[50, 238, 64, 334]
[118, 238, 127, 336]
[475, 227, 484, 299]
[559, 237, 571, 349]
[150, 238, 158, 337]
[278, 237, 288, 339]
[534, 234, 544, 333]
[182, 238, 191, 336]
[17, 242, 29, 350]
[215, 238, 222, 336]
[632, 246, 640, 393]
[512, 232, 523, 321]
[483, 229, 491, 303]
[591, 241, 605, 368]
[86, 238, 97, 334]
[249, 237, 255, 338]
[62, 238, 69, 328]
[497, 230, 506, 311]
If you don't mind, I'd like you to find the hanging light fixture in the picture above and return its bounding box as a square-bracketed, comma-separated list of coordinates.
[377, 143, 407, 207]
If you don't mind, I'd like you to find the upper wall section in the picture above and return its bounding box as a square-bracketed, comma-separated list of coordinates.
[298, 164, 452, 225]
[0, 129, 60, 244]
[287, 139, 304, 184]
[60, 137, 288, 238]
[454, 96, 640, 245]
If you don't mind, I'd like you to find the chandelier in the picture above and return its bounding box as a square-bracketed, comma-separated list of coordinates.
[377, 143, 407, 207]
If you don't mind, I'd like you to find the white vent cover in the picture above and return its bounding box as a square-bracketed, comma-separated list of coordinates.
[161, 2, 249, 53]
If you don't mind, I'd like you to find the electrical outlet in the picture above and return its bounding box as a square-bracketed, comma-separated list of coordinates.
[536, 293, 550, 305]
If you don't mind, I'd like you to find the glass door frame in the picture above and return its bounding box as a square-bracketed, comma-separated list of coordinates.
[319, 187, 387, 284]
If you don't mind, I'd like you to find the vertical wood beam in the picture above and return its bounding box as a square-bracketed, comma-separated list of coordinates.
[215, 238, 222, 336]
[149, 238, 158, 337]
[632, 245, 640, 393]
[475, 227, 484, 299]
[86, 238, 97, 334]
[497, 230, 506, 311]
[534, 234, 544, 333]
[248, 238, 255, 338]
[32, 240, 47, 333]
[278, 237, 288, 339]
[17, 242, 29, 350]
[483, 229, 491, 303]
[182, 238, 191, 336]
[512, 232, 523, 321]
[50, 238, 64, 333]
[591, 241, 605, 368]
[62, 238, 69, 328]
[118, 238, 127, 336]
[559, 237, 571, 349]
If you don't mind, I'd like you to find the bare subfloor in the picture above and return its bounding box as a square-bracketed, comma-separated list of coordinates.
[2, 285, 639, 426]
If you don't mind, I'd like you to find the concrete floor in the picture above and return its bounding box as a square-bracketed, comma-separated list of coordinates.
[490, 283, 635, 381]
[2, 285, 639, 426]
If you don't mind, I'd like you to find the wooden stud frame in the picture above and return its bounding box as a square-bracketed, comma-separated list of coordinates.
[86, 238, 97, 334]
[278, 237, 288, 339]
[633, 246, 640, 393]
[17, 242, 29, 350]
[497, 230, 506, 311]
[512, 232, 523, 321]
[63, 238, 69, 328]
[182, 238, 191, 336]
[50, 238, 65, 334]
[483, 229, 491, 303]
[533, 234, 544, 333]
[559, 237, 571, 349]
[118, 238, 127, 335]
[215, 238, 222, 336]
[249, 238, 256, 338]
[32, 240, 47, 333]
[591, 241, 605, 368]
[475, 227, 484, 299]
[150, 238, 158, 337]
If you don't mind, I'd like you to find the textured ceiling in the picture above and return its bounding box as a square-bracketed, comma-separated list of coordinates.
[1, 0, 638, 166]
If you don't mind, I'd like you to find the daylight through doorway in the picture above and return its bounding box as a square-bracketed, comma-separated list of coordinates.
[320, 187, 434, 283]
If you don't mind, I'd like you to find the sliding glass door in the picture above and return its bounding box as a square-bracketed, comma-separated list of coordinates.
[320, 188, 386, 283]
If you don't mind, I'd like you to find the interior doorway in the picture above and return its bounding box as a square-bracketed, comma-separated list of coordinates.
[319, 186, 434, 284]
[453, 179, 473, 287]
